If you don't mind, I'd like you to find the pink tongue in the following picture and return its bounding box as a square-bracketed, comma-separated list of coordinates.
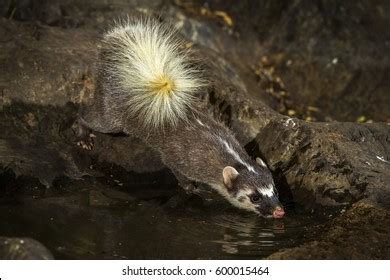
[273, 207, 285, 218]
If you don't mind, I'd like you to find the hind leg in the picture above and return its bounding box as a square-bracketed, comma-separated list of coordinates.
[75, 100, 123, 150]
[75, 118, 97, 150]
[164, 168, 204, 209]
[170, 168, 199, 195]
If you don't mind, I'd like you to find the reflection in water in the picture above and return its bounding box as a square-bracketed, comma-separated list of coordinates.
[0, 179, 327, 259]
[211, 214, 285, 256]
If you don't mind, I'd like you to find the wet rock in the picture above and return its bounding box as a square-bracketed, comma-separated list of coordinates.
[0, 237, 53, 259]
[267, 201, 390, 259]
[253, 119, 390, 208]
[187, 0, 390, 123]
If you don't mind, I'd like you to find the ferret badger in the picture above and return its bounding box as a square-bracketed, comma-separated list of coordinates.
[76, 17, 285, 218]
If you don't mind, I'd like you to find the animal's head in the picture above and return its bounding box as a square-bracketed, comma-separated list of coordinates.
[215, 157, 285, 218]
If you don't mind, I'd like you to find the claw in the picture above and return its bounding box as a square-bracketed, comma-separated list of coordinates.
[76, 134, 95, 151]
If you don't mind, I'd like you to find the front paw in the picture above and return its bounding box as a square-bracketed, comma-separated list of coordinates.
[182, 183, 200, 195]
[76, 133, 96, 150]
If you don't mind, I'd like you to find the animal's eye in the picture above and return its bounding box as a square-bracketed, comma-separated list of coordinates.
[250, 194, 261, 203]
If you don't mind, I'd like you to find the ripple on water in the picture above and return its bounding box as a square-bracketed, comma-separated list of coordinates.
[0, 188, 329, 259]
[139, 200, 328, 259]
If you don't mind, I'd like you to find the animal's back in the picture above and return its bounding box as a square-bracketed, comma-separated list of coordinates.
[76, 17, 285, 218]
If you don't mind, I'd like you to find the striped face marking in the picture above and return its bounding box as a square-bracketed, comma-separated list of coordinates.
[211, 184, 257, 212]
[258, 184, 275, 197]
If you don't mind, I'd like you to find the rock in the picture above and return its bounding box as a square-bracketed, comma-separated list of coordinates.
[267, 201, 390, 259]
[189, 0, 390, 123]
[0, 237, 53, 259]
[253, 119, 390, 208]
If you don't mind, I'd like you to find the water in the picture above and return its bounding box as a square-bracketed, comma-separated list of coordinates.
[0, 172, 328, 259]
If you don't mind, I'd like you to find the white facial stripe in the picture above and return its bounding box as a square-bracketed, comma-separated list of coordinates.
[259, 185, 275, 197]
[219, 138, 257, 173]
[211, 184, 256, 212]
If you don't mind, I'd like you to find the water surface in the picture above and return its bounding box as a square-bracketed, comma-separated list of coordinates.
[0, 173, 328, 259]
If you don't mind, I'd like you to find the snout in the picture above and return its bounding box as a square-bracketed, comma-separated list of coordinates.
[272, 206, 285, 218]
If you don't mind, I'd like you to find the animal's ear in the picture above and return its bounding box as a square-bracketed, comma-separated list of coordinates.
[222, 166, 239, 188]
[256, 157, 267, 167]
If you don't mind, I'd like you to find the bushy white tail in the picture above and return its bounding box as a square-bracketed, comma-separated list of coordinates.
[101, 17, 204, 129]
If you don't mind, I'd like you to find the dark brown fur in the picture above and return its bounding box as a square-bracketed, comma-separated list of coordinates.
[75, 23, 284, 217]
